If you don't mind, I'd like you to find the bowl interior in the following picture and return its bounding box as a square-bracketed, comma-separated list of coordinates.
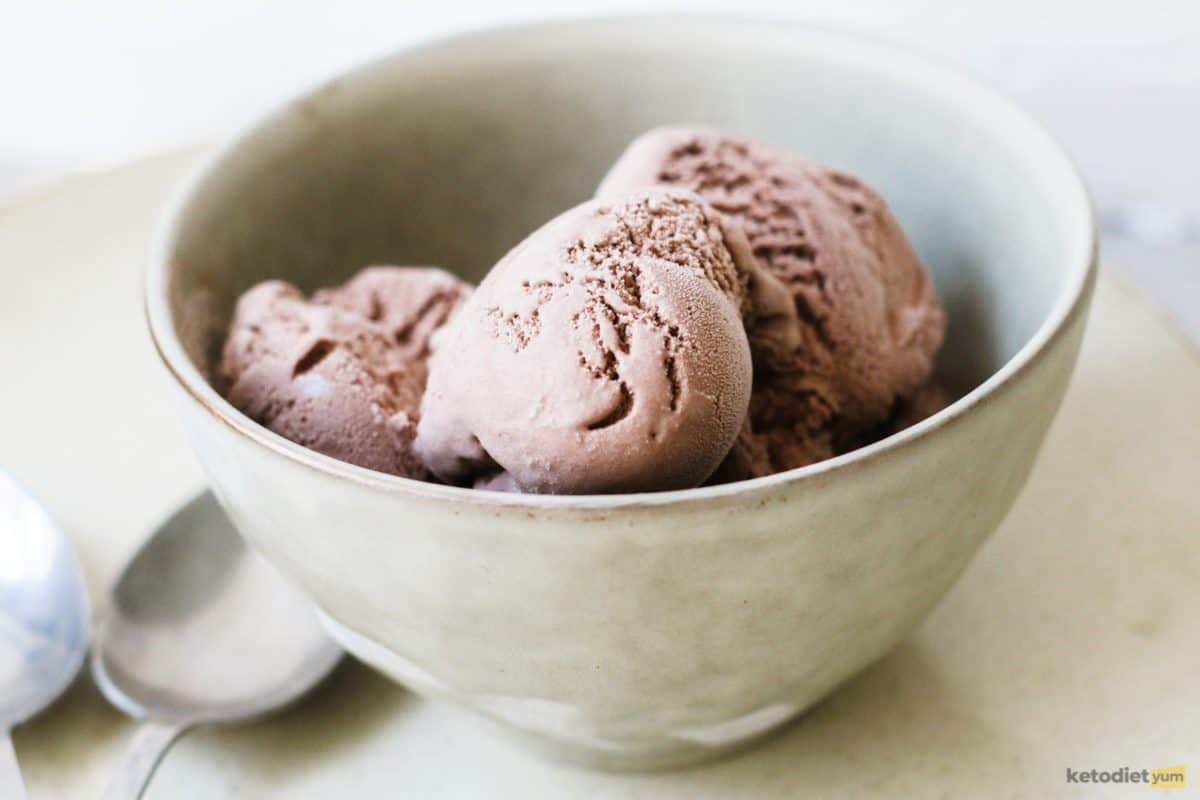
[162, 18, 1090, 403]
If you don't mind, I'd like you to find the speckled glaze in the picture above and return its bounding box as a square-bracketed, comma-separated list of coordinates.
[145, 18, 1096, 770]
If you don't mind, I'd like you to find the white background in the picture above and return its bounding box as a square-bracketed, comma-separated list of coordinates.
[0, 0, 1195, 205]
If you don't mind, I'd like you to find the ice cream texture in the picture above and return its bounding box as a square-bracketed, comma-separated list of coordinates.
[598, 126, 946, 478]
[218, 127, 946, 492]
[415, 188, 758, 494]
[218, 267, 472, 479]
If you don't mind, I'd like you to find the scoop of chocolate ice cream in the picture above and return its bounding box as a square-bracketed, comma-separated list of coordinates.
[219, 267, 472, 478]
[314, 266, 472, 362]
[415, 188, 756, 494]
[599, 127, 945, 478]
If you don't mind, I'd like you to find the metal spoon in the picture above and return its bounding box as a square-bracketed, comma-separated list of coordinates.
[0, 471, 89, 800]
[93, 491, 342, 799]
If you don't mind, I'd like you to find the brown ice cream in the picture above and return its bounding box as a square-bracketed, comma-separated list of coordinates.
[218, 267, 472, 479]
[889, 380, 949, 432]
[415, 188, 757, 494]
[219, 127, 946, 492]
[598, 127, 945, 478]
[313, 266, 472, 362]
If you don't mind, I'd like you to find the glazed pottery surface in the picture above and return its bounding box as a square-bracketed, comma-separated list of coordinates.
[146, 18, 1095, 770]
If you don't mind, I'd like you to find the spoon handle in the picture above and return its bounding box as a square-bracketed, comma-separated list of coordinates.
[0, 731, 27, 800]
[103, 722, 188, 800]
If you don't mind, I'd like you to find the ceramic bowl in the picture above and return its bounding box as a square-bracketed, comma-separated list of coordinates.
[145, 17, 1096, 770]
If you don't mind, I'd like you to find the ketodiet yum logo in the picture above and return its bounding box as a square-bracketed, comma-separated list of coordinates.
[1066, 765, 1186, 789]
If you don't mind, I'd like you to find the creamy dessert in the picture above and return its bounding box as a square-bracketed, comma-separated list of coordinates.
[219, 128, 946, 493]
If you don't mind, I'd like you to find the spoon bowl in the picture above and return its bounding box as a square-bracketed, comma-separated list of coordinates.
[0, 471, 89, 798]
[93, 491, 341, 798]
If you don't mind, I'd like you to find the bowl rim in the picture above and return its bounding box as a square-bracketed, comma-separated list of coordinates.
[144, 14, 1099, 511]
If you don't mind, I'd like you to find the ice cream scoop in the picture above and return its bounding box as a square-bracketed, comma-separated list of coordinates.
[416, 188, 755, 494]
[598, 127, 945, 478]
[218, 267, 471, 479]
[314, 266, 472, 362]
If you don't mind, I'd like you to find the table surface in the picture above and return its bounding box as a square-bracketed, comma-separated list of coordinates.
[2, 151, 1199, 798]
